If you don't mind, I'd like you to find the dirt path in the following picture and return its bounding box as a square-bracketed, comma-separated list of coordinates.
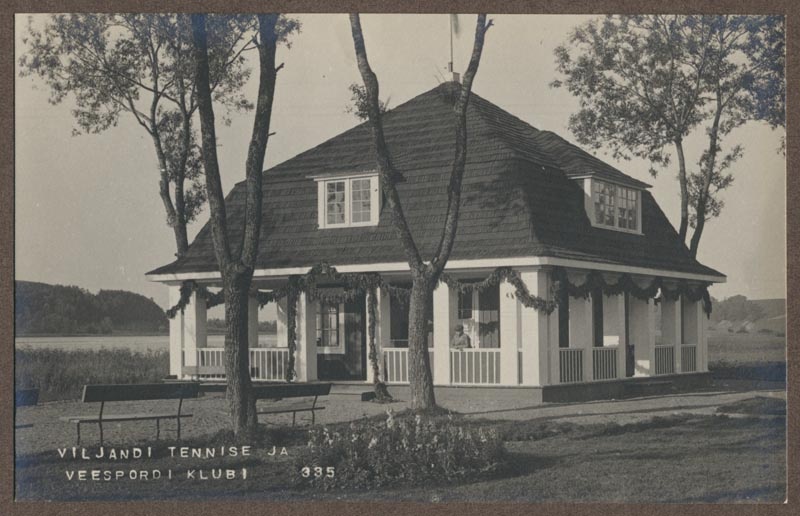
[15, 383, 785, 456]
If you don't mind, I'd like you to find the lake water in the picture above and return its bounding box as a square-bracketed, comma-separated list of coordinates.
[15, 334, 278, 352]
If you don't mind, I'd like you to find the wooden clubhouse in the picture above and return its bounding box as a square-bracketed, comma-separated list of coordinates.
[147, 83, 725, 402]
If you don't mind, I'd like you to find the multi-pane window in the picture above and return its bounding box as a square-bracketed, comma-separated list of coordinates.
[318, 174, 379, 228]
[316, 302, 339, 348]
[326, 181, 346, 226]
[457, 289, 473, 319]
[593, 181, 616, 226]
[617, 186, 638, 230]
[351, 178, 372, 223]
[592, 179, 640, 232]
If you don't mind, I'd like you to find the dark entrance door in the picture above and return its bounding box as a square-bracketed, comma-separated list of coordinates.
[624, 293, 635, 377]
[317, 297, 366, 381]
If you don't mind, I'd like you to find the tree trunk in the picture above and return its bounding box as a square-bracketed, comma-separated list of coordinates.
[222, 273, 257, 437]
[407, 276, 436, 411]
[689, 94, 723, 258]
[674, 138, 689, 244]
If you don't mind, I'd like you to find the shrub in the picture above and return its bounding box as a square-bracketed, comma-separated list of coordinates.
[15, 348, 169, 401]
[757, 328, 774, 335]
[735, 327, 748, 334]
[294, 410, 506, 490]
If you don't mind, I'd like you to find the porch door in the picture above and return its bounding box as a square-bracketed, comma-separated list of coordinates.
[316, 298, 366, 381]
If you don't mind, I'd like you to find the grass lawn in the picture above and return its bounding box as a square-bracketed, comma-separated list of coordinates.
[15, 411, 785, 503]
[707, 329, 785, 364]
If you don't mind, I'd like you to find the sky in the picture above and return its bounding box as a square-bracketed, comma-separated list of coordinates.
[14, 14, 786, 315]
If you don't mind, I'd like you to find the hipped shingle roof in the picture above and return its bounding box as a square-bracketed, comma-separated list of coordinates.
[148, 83, 723, 280]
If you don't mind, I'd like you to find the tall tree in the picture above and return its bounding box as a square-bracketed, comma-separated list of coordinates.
[191, 13, 296, 436]
[552, 15, 715, 243]
[349, 14, 492, 410]
[687, 15, 785, 256]
[19, 14, 256, 257]
[553, 15, 784, 255]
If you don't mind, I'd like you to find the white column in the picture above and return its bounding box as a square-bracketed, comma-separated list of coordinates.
[519, 270, 551, 386]
[175, 289, 208, 374]
[248, 295, 259, 349]
[294, 292, 317, 382]
[499, 279, 520, 385]
[662, 296, 682, 371]
[432, 282, 455, 385]
[168, 285, 184, 377]
[548, 300, 561, 384]
[629, 297, 654, 376]
[697, 301, 708, 372]
[276, 296, 288, 348]
[569, 294, 594, 382]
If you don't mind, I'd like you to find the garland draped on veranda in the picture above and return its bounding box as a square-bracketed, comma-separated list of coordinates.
[165, 263, 711, 383]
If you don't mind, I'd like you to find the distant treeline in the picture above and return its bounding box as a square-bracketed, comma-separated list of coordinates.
[710, 295, 784, 324]
[15, 281, 168, 335]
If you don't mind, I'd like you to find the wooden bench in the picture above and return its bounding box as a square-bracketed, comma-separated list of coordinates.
[60, 383, 199, 445]
[15, 388, 39, 429]
[254, 383, 331, 426]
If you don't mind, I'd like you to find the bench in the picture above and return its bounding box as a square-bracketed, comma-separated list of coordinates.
[15, 388, 39, 429]
[60, 383, 200, 445]
[254, 383, 331, 426]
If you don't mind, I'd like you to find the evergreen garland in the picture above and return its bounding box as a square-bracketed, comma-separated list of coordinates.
[165, 262, 712, 383]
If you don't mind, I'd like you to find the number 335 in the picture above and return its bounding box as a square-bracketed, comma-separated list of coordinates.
[301, 466, 335, 478]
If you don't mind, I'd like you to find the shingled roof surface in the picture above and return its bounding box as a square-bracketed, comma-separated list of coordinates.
[148, 83, 723, 280]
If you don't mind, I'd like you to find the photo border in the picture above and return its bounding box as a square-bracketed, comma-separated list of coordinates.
[1, 1, 796, 515]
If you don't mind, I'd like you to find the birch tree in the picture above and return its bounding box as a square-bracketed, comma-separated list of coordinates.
[349, 14, 492, 410]
[191, 13, 297, 435]
[19, 14, 255, 258]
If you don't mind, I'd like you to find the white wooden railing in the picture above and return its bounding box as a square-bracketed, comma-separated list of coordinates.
[450, 348, 501, 385]
[383, 347, 409, 384]
[250, 348, 290, 381]
[559, 348, 584, 383]
[681, 344, 697, 373]
[195, 347, 290, 381]
[592, 347, 617, 381]
[382, 348, 434, 384]
[654, 345, 676, 375]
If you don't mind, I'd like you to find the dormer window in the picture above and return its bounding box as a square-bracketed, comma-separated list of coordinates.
[584, 178, 642, 234]
[314, 172, 380, 228]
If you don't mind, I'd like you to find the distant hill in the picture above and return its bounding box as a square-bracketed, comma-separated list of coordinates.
[15, 281, 168, 335]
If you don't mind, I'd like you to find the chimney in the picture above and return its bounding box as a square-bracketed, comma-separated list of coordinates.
[447, 62, 461, 83]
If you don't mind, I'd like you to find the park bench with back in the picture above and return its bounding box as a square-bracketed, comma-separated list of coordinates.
[253, 383, 331, 426]
[15, 388, 39, 429]
[60, 382, 200, 445]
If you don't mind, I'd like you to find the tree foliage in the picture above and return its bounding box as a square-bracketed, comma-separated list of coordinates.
[345, 83, 389, 120]
[18, 14, 298, 256]
[553, 15, 785, 255]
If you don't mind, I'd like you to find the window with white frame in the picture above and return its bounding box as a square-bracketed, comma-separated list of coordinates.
[590, 179, 641, 233]
[316, 173, 380, 228]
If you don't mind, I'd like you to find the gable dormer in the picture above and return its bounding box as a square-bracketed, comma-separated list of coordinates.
[581, 177, 643, 235]
[311, 171, 380, 229]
